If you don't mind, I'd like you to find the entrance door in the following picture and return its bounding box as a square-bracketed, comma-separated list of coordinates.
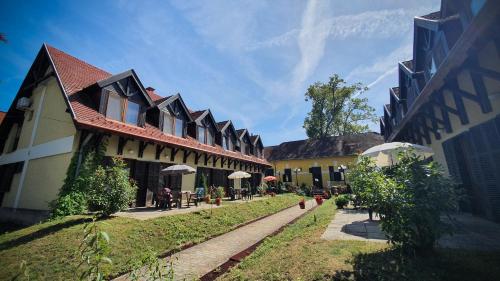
[309, 167, 323, 189]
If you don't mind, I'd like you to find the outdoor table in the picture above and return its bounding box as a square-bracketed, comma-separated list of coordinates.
[181, 191, 197, 207]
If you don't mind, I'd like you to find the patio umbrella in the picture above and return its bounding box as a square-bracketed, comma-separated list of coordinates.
[161, 164, 196, 175]
[228, 171, 251, 179]
[361, 142, 434, 167]
[228, 171, 251, 190]
[263, 176, 277, 182]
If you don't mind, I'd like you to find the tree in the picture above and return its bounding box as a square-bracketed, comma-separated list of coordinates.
[303, 74, 377, 138]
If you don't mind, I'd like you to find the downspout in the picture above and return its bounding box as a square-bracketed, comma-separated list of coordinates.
[74, 132, 94, 177]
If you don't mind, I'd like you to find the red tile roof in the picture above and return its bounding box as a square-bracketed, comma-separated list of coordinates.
[45, 45, 269, 166]
[190, 110, 206, 120]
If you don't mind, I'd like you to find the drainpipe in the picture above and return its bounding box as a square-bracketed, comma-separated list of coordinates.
[74, 132, 94, 177]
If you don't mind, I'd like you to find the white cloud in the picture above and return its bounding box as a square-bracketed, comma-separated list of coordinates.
[249, 8, 428, 51]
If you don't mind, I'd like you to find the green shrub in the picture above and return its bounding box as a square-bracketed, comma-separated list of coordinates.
[87, 158, 137, 217]
[49, 192, 87, 218]
[215, 186, 225, 198]
[348, 152, 460, 253]
[335, 194, 350, 209]
[379, 152, 459, 253]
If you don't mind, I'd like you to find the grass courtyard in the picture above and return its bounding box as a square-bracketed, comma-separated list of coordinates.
[219, 200, 500, 281]
[0, 194, 300, 280]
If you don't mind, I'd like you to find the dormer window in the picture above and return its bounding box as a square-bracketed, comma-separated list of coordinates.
[106, 93, 122, 121]
[126, 102, 140, 125]
[175, 117, 184, 137]
[207, 129, 213, 146]
[198, 126, 205, 143]
[105, 92, 141, 126]
[163, 112, 174, 135]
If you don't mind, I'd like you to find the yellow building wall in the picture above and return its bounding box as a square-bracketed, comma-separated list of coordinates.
[1, 78, 78, 210]
[34, 78, 76, 145]
[425, 40, 500, 175]
[270, 156, 357, 188]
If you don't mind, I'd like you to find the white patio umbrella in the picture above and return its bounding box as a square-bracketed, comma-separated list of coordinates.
[228, 171, 251, 190]
[161, 164, 196, 175]
[361, 142, 434, 167]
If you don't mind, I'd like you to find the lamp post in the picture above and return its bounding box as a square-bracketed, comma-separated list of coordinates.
[294, 168, 301, 186]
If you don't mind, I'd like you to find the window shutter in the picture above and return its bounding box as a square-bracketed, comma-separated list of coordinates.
[442, 138, 462, 184]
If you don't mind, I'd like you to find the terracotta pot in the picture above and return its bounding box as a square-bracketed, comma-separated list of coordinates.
[315, 196, 323, 205]
[205, 195, 211, 204]
[215, 197, 221, 206]
[299, 201, 305, 209]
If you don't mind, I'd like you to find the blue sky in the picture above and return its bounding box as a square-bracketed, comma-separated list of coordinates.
[0, 0, 439, 145]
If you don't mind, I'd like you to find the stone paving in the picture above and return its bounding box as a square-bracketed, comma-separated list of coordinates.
[321, 209, 386, 242]
[322, 208, 500, 251]
[114, 196, 269, 220]
[114, 199, 316, 281]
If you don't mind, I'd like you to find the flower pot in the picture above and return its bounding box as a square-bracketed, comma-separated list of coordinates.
[204, 195, 211, 204]
[299, 201, 305, 209]
[315, 196, 323, 205]
[215, 197, 221, 206]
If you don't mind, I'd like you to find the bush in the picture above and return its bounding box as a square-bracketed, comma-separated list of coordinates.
[348, 152, 460, 253]
[379, 152, 459, 253]
[87, 158, 137, 217]
[335, 194, 350, 209]
[49, 192, 87, 218]
[215, 186, 225, 198]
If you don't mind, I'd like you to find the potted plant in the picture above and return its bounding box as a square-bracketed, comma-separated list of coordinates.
[215, 186, 224, 206]
[335, 194, 349, 209]
[204, 194, 211, 204]
[299, 198, 305, 209]
[315, 195, 323, 205]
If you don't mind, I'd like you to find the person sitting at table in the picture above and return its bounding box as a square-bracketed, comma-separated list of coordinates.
[159, 187, 172, 209]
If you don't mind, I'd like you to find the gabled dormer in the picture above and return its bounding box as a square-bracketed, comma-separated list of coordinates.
[96, 70, 154, 127]
[188, 109, 218, 146]
[156, 94, 193, 138]
[236, 129, 252, 155]
[216, 120, 237, 151]
[250, 135, 264, 158]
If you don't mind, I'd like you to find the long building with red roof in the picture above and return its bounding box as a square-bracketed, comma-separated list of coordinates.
[0, 44, 269, 220]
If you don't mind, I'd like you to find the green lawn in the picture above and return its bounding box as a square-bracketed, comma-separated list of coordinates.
[0, 194, 300, 280]
[219, 200, 500, 281]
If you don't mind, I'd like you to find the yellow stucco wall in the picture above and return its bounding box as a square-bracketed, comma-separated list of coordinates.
[1, 79, 78, 210]
[34, 78, 76, 145]
[425, 40, 500, 174]
[270, 156, 357, 188]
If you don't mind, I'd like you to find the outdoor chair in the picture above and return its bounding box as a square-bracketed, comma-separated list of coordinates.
[171, 191, 182, 209]
[193, 187, 205, 206]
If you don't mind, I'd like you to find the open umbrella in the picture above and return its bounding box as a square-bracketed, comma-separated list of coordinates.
[263, 176, 277, 182]
[361, 142, 433, 167]
[228, 171, 251, 191]
[228, 171, 251, 179]
[161, 164, 196, 175]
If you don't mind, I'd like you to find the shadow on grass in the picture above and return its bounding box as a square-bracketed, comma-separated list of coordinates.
[328, 247, 500, 281]
[0, 217, 92, 251]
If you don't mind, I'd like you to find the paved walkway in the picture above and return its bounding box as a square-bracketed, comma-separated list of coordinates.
[114, 196, 269, 220]
[322, 209, 500, 251]
[321, 209, 386, 242]
[114, 199, 315, 281]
